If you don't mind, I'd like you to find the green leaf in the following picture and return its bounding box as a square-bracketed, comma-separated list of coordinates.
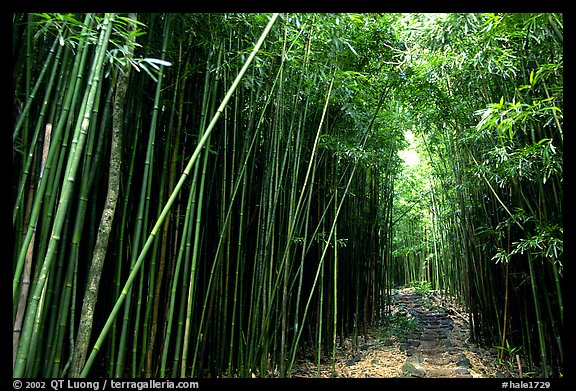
[117, 16, 147, 27]
[138, 62, 158, 82]
[142, 58, 173, 67]
[344, 40, 358, 57]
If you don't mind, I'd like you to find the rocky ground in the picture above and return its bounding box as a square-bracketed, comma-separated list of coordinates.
[292, 287, 518, 378]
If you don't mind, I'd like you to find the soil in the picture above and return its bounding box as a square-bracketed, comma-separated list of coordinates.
[291, 287, 519, 378]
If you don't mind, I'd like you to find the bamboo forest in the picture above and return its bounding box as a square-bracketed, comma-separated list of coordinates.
[12, 13, 564, 381]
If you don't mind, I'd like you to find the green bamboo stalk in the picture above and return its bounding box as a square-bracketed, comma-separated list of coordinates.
[114, 85, 156, 378]
[13, 14, 115, 378]
[33, 209, 72, 376]
[50, 250, 75, 376]
[140, 129, 168, 377]
[13, 122, 52, 367]
[13, 42, 63, 226]
[156, 43, 187, 377]
[13, 13, 34, 255]
[79, 13, 279, 377]
[290, 42, 313, 364]
[134, 241, 148, 376]
[187, 72, 272, 375]
[171, 156, 198, 377]
[229, 74, 265, 375]
[22, 13, 33, 145]
[181, 46, 215, 377]
[155, 41, 188, 378]
[13, 13, 93, 303]
[526, 252, 548, 377]
[288, 162, 358, 374]
[13, 37, 59, 142]
[114, 16, 168, 378]
[317, 257, 324, 376]
[107, 87, 143, 376]
[160, 180, 195, 377]
[332, 169, 338, 376]
[228, 165, 247, 375]
[145, 17, 174, 376]
[44, 83, 110, 377]
[69, 13, 138, 377]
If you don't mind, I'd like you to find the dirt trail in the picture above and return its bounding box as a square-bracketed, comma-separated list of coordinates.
[292, 287, 515, 378]
[395, 289, 476, 378]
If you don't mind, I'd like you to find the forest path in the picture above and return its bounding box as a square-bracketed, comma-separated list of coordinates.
[394, 288, 481, 378]
[292, 287, 516, 378]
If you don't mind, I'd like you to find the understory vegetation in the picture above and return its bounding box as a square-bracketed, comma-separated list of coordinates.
[12, 13, 562, 378]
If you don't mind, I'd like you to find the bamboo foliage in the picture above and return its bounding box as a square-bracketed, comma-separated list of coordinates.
[13, 12, 562, 379]
[391, 13, 563, 376]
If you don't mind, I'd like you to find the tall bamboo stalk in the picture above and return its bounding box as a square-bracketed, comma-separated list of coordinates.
[14, 14, 116, 377]
[78, 13, 280, 377]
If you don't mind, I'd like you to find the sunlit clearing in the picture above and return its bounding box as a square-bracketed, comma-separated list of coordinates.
[398, 129, 420, 167]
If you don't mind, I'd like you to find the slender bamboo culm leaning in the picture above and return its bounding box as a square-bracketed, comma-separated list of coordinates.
[77, 13, 280, 377]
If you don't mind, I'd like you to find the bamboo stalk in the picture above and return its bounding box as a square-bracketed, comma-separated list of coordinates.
[13, 38, 59, 142]
[13, 122, 52, 368]
[13, 13, 94, 303]
[78, 13, 280, 377]
[69, 13, 138, 377]
[13, 14, 116, 378]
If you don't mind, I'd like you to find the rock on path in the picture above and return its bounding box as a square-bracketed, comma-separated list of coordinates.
[394, 289, 477, 378]
[291, 287, 515, 378]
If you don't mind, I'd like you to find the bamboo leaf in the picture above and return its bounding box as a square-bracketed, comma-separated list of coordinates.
[141, 57, 173, 67]
[138, 62, 158, 82]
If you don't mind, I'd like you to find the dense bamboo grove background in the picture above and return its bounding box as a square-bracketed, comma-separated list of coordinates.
[12, 13, 563, 378]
